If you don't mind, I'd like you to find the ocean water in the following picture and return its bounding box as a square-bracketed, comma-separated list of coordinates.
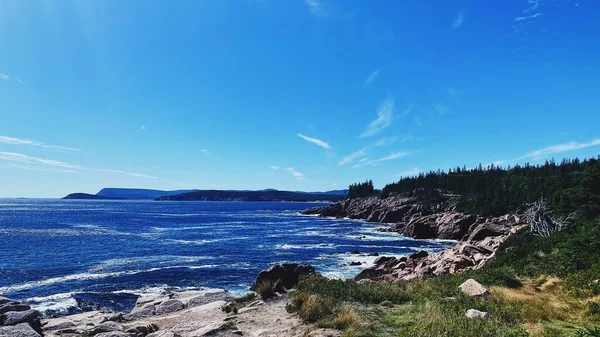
[0, 199, 451, 317]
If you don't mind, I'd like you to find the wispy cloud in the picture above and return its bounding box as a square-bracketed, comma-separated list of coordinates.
[413, 116, 422, 126]
[201, 149, 211, 155]
[99, 169, 157, 179]
[0, 73, 8, 81]
[395, 167, 421, 178]
[270, 165, 280, 170]
[140, 125, 147, 130]
[304, 0, 327, 16]
[0, 151, 82, 169]
[514, 12, 542, 22]
[297, 133, 331, 149]
[452, 9, 465, 29]
[364, 68, 382, 86]
[360, 95, 394, 138]
[353, 152, 410, 168]
[284, 167, 306, 180]
[0, 135, 81, 152]
[338, 147, 367, 166]
[494, 138, 600, 165]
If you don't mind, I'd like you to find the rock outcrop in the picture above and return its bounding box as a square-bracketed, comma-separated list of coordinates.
[250, 263, 316, 291]
[0, 298, 42, 336]
[355, 222, 526, 282]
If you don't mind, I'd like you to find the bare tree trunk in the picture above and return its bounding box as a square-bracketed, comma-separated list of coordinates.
[525, 198, 570, 237]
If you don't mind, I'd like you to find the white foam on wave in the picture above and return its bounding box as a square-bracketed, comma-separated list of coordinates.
[88, 255, 213, 273]
[276, 243, 337, 250]
[0, 265, 219, 294]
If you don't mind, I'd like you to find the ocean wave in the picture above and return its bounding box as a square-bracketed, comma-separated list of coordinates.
[0, 265, 219, 294]
[276, 243, 337, 250]
[88, 255, 213, 272]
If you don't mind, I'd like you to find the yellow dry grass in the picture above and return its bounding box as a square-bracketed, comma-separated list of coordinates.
[491, 276, 587, 325]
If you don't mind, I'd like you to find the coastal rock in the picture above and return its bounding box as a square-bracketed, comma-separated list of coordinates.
[0, 303, 31, 314]
[459, 279, 489, 297]
[88, 321, 123, 334]
[250, 263, 316, 290]
[0, 323, 41, 337]
[95, 332, 136, 337]
[0, 309, 41, 332]
[465, 309, 490, 319]
[467, 222, 507, 242]
[147, 332, 178, 337]
[155, 299, 184, 315]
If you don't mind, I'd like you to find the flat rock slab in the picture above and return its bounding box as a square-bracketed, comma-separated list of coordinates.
[466, 308, 490, 319]
[0, 323, 41, 337]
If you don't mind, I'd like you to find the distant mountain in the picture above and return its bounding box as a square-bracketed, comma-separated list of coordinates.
[297, 189, 348, 196]
[63, 193, 120, 200]
[96, 188, 199, 199]
[156, 190, 345, 202]
[62, 188, 347, 201]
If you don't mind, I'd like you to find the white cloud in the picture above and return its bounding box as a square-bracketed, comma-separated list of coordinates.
[304, 0, 326, 16]
[0, 135, 81, 152]
[520, 139, 600, 160]
[270, 165, 280, 170]
[364, 68, 382, 86]
[432, 103, 449, 115]
[201, 149, 211, 155]
[0, 73, 8, 81]
[284, 167, 306, 180]
[0, 151, 82, 169]
[452, 9, 465, 29]
[360, 95, 394, 138]
[494, 138, 600, 165]
[140, 125, 147, 130]
[353, 152, 410, 168]
[297, 133, 331, 149]
[514, 12, 542, 22]
[396, 168, 421, 178]
[338, 148, 367, 166]
[99, 169, 157, 179]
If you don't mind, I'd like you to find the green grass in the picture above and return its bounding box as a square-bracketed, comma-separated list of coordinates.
[288, 220, 600, 336]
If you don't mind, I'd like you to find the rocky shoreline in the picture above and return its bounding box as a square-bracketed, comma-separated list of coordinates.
[302, 192, 528, 281]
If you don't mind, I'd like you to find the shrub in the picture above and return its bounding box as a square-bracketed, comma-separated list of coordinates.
[589, 301, 600, 316]
[299, 294, 332, 322]
[331, 308, 361, 330]
[236, 292, 257, 304]
[255, 281, 274, 299]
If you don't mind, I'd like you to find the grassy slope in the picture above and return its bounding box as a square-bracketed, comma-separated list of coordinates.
[288, 221, 600, 337]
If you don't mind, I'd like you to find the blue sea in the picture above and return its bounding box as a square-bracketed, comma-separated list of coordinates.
[0, 199, 451, 317]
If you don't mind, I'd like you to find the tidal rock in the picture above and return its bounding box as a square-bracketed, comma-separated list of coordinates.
[250, 263, 316, 290]
[348, 261, 362, 266]
[465, 309, 490, 319]
[459, 279, 489, 297]
[0, 323, 41, 337]
[0, 309, 41, 333]
[0, 303, 31, 314]
[409, 250, 428, 259]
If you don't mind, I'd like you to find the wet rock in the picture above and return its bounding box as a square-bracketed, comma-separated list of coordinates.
[0, 303, 31, 314]
[348, 261, 362, 266]
[250, 263, 316, 290]
[409, 250, 428, 259]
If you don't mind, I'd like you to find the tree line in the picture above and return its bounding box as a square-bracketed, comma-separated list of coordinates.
[350, 156, 600, 218]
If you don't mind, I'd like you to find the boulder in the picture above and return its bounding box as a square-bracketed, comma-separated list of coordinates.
[459, 279, 489, 297]
[155, 299, 184, 315]
[0, 309, 41, 333]
[409, 250, 429, 260]
[403, 215, 437, 239]
[123, 303, 155, 321]
[0, 303, 31, 314]
[436, 213, 477, 240]
[88, 321, 123, 335]
[124, 322, 159, 335]
[465, 309, 490, 319]
[467, 222, 507, 242]
[0, 323, 41, 337]
[250, 263, 316, 290]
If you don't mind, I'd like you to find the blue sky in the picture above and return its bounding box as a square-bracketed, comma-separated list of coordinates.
[1, 0, 599, 197]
